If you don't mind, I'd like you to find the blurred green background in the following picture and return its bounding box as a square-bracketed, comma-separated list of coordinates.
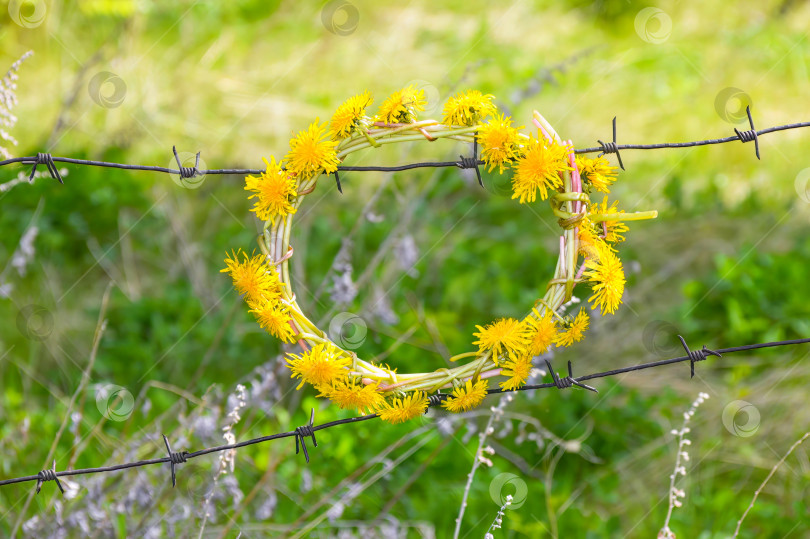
[2, 0, 810, 537]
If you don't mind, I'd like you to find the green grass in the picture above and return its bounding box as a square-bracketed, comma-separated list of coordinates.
[2, 0, 810, 537]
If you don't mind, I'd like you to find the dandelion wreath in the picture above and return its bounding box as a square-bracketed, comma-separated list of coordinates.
[221, 87, 658, 424]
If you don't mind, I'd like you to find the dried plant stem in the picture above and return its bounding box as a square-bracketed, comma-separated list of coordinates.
[659, 392, 709, 539]
[453, 396, 512, 539]
[453, 411, 499, 539]
[11, 283, 112, 536]
[732, 431, 810, 538]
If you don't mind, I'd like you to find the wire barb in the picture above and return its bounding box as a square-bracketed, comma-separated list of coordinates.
[0, 336, 808, 492]
[456, 131, 483, 187]
[426, 393, 449, 408]
[597, 117, 625, 170]
[162, 434, 188, 488]
[29, 153, 64, 184]
[172, 146, 201, 178]
[2, 113, 809, 179]
[734, 106, 761, 160]
[334, 170, 343, 193]
[294, 408, 318, 464]
[35, 460, 63, 495]
[678, 335, 722, 379]
[544, 359, 598, 393]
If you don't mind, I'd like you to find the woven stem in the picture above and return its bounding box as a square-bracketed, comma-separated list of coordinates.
[262, 117, 585, 396]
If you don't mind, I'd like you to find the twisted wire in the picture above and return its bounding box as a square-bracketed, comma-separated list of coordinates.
[3, 113, 808, 181]
[2, 336, 808, 494]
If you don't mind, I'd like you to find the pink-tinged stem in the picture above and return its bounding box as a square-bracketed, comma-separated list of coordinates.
[533, 117, 552, 142]
[568, 141, 582, 214]
[289, 319, 310, 352]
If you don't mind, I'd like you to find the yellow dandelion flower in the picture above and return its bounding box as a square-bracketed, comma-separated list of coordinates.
[554, 309, 589, 348]
[442, 378, 489, 413]
[511, 137, 572, 203]
[584, 248, 626, 315]
[375, 86, 427, 124]
[441, 89, 496, 127]
[476, 113, 522, 173]
[244, 156, 297, 224]
[376, 391, 429, 424]
[578, 218, 613, 258]
[500, 355, 532, 391]
[319, 378, 384, 414]
[248, 299, 296, 343]
[286, 342, 352, 390]
[525, 309, 558, 356]
[220, 249, 281, 304]
[329, 91, 373, 140]
[576, 155, 617, 193]
[285, 120, 341, 180]
[590, 196, 629, 245]
[472, 317, 530, 366]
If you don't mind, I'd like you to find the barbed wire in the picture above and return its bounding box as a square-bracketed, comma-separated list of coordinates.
[2, 335, 808, 495]
[1, 107, 808, 191]
[2, 107, 809, 495]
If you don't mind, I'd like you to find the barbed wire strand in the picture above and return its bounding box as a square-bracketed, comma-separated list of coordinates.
[0, 107, 807, 182]
[1, 335, 808, 494]
[2, 107, 809, 492]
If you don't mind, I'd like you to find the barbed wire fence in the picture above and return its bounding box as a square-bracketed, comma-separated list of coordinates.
[1, 336, 809, 494]
[2, 105, 810, 497]
[1, 106, 808, 190]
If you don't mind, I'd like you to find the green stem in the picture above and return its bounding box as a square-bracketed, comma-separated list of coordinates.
[590, 210, 658, 222]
